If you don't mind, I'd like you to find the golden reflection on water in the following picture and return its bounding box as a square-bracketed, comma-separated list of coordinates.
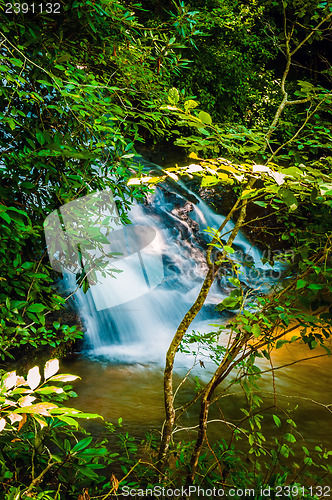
[63, 329, 332, 448]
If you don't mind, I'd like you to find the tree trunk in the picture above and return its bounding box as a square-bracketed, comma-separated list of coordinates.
[157, 265, 220, 465]
[186, 334, 249, 484]
[158, 193, 252, 467]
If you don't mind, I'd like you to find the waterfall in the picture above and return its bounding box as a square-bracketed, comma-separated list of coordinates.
[59, 185, 283, 363]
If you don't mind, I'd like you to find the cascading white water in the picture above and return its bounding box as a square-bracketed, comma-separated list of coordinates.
[63, 185, 283, 363]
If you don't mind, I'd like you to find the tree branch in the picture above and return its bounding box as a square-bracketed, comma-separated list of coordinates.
[290, 12, 332, 57]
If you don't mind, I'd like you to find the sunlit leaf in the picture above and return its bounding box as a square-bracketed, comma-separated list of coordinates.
[8, 413, 23, 425]
[34, 415, 48, 429]
[184, 100, 198, 112]
[36, 386, 64, 394]
[48, 374, 80, 382]
[253, 164, 270, 173]
[3, 371, 17, 390]
[187, 163, 203, 173]
[16, 403, 58, 416]
[18, 395, 36, 407]
[44, 359, 59, 380]
[198, 110, 212, 125]
[269, 171, 286, 185]
[27, 366, 41, 390]
[168, 87, 179, 104]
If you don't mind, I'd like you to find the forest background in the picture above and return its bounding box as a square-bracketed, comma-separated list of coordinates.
[0, 0, 332, 498]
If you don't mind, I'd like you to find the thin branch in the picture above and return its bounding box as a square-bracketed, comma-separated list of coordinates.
[285, 97, 311, 105]
[263, 9, 332, 150]
[99, 460, 141, 500]
[257, 353, 329, 377]
[290, 12, 332, 57]
[267, 98, 326, 162]
[173, 357, 199, 403]
[259, 391, 332, 414]
[269, 348, 277, 407]
[23, 459, 54, 496]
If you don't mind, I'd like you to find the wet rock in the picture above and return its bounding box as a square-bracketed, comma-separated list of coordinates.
[171, 201, 200, 234]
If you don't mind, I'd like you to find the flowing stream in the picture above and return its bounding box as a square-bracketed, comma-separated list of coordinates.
[61, 183, 332, 455]
[63, 185, 281, 361]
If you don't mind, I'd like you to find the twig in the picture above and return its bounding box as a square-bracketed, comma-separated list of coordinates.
[97, 460, 141, 500]
[269, 348, 277, 407]
[173, 358, 199, 402]
[23, 458, 54, 496]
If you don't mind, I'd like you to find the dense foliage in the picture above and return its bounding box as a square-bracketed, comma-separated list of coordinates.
[1, 0, 332, 498]
[0, 0, 195, 360]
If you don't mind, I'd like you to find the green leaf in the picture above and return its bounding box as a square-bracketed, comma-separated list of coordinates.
[56, 54, 71, 63]
[198, 111, 212, 125]
[78, 447, 108, 457]
[280, 444, 289, 458]
[27, 303, 46, 313]
[284, 433, 296, 443]
[216, 293, 242, 311]
[21, 262, 34, 269]
[201, 175, 218, 187]
[296, 279, 307, 289]
[308, 284, 324, 290]
[319, 183, 332, 196]
[276, 339, 289, 349]
[10, 58, 24, 67]
[35, 386, 64, 395]
[36, 131, 46, 146]
[168, 87, 180, 105]
[73, 412, 102, 419]
[273, 415, 281, 427]
[228, 277, 241, 287]
[56, 416, 79, 428]
[253, 201, 267, 207]
[241, 189, 257, 200]
[252, 324, 261, 338]
[75, 465, 99, 479]
[184, 100, 198, 112]
[198, 127, 210, 135]
[0, 211, 11, 224]
[281, 167, 304, 178]
[248, 434, 255, 446]
[223, 245, 234, 254]
[71, 437, 93, 453]
[279, 188, 298, 211]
